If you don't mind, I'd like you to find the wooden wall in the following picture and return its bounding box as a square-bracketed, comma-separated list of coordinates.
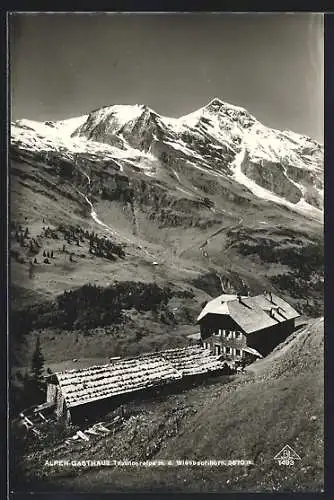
[247, 319, 295, 356]
[199, 314, 295, 358]
[199, 314, 246, 359]
[46, 383, 57, 405]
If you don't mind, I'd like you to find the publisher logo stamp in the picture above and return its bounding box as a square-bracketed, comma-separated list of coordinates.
[274, 445, 301, 466]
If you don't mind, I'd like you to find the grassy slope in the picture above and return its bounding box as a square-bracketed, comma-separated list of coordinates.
[10, 123, 324, 494]
[17, 318, 323, 493]
[11, 153, 322, 301]
[10, 150, 323, 394]
[13, 315, 202, 374]
[10, 158, 210, 301]
[10, 153, 323, 317]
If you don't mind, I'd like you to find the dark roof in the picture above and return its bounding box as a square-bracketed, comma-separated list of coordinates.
[197, 292, 300, 334]
[251, 293, 300, 321]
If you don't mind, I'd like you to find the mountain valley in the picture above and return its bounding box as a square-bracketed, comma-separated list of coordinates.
[10, 98, 324, 492]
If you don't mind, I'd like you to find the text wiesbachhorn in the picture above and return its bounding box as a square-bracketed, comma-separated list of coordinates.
[44, 459, 254, 467]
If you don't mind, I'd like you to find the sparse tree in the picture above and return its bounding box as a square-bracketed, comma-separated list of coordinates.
[19, 337, 46, 408]
[31, 336, 45, 389]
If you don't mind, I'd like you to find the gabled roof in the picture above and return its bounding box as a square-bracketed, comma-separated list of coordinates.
[227, 296, 277, 333]
[55, 356, 181, 408]
[251, 293, 300, 321]
[243, 346, 263, 358]
[154, 346, 225, 376]
[197, 292, 300, 334]
[53, 346, 225, 408]
[196, 294, 245, 322]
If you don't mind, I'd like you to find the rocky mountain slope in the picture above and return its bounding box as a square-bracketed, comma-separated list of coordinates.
[10, 98, 323, 318]
[71, 98, 323, 206]
[12, 97, 324, 215]
[10, 99, 324, 493]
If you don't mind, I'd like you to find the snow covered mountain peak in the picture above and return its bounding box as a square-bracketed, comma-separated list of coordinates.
[207, 97, 225, 106]
[10, 98, 323, 221]
[205, 97, 251, 116]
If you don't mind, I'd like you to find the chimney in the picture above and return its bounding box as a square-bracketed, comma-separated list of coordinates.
[269, 291, 273, 303]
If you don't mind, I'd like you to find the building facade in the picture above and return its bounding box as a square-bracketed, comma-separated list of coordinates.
[196, 292, 299, 361]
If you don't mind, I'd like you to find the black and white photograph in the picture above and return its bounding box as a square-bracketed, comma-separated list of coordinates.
[9, 12, 324, 493]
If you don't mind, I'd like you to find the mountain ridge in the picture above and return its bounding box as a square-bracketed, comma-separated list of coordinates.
[12, 97, 323, 220]
[10, 98, 324, 493]
[10, 96, 323, 322]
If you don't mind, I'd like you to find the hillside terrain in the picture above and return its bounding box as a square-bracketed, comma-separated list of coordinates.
[10, 99, 323, 373]
[10, 98, 323, 312]
[12, 318, 323, 493]
[10, 98, 324, 492]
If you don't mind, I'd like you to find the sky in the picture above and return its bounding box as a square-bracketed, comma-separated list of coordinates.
[10, 12, 324, 142]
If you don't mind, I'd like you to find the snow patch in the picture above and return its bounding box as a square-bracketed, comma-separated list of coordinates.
[231, 146, 322, 222]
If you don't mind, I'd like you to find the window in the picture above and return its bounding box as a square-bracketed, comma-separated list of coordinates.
[222, 330, 226, 337]
[215, 345, 221, 355]
[236, 331, 242, 340]
[226, 346, 231, 355]
[235, 349, 241, 357]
